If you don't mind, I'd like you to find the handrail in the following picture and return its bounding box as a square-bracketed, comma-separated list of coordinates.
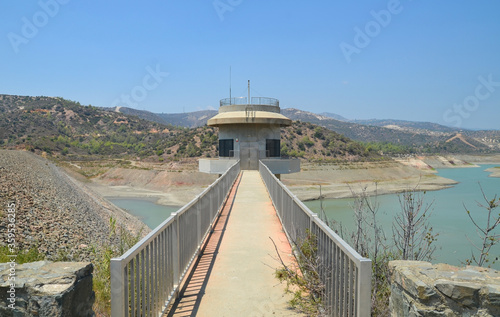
[219, 96, 279, 107]
[259, 161, 372, 317]
[110, 161, 240, 317]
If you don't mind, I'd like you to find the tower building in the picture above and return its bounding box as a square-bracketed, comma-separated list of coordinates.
[199, 95, 300, 176]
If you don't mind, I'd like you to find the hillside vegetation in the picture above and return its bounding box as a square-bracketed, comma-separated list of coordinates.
[0, 94, 384, 163]
[2, 94, 498, 163]
[0, 94, 219, 160]
[111, 103, 500, 154]
[281, 109, 499, 154]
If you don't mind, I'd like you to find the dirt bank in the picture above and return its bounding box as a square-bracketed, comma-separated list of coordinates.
[486, 167, 500, 178]
[395, 155, 500, 170]
[80, 156, 498, 206]
[281, 160, 457, 201]
[86, 161, 218, 206]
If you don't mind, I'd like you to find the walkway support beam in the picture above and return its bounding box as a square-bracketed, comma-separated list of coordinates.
[259, 161, 372, 317]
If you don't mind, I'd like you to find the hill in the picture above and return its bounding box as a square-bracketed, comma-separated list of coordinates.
[107, 101, 499, 154]
[0, 94, 382, 162]
[105, 107, 218, 128]
[104, 106, 170, 125]
[157, 110, 218, 128]
[0, 94, 223, 160]
[281, 108, 498, 153]
[351, 118, 456, 133]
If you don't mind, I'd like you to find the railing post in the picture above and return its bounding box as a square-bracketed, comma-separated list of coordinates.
[197, 196, 202, 251]
[358, 259, 372, 317]
[172, 213, 180, 298]
[110, 259, 125, 317]
[209, 184, 215, 233]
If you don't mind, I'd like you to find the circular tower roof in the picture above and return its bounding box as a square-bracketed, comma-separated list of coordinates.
[207, 97, 292, 127]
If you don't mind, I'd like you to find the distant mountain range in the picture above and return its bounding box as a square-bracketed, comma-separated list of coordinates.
[1, 94, 499, 157]
[107, 107, 218, 128]
[111, 106, 500, 153]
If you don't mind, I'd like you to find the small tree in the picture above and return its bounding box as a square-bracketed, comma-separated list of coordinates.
[392, 190, 437, 261]
[347, 184, 392, 316]
[464, 185, 500, 267]
[273, 231, 327, 316]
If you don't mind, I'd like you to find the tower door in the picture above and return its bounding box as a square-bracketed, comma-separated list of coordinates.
[239, 142, 258, 170]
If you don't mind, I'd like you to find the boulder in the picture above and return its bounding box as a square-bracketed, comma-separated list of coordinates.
[0, 261, 94, 317]
[389, 261, 500, 317]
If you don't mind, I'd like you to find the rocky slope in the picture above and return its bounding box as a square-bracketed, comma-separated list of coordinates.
[0, 150, 148, 261]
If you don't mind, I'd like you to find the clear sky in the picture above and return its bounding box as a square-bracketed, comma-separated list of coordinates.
[1, 1, 499, 130]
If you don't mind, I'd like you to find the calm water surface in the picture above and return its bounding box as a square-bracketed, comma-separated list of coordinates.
[109, 198, 180, 229]
[304, 165, 500, 269]
[109, 165, 500, 269]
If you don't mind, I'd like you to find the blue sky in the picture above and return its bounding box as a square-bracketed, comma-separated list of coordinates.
[1, 1, 499, 130]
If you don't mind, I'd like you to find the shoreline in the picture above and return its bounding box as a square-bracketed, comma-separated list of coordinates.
[281, 160, 458, 202]
[485, 167, 500, 178]
[285, 176, 458, 201]
[82, 157, 500, 207]
[86, 182, 208, 207]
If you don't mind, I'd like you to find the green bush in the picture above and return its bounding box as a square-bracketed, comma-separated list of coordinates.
[0, 245, 45, 264]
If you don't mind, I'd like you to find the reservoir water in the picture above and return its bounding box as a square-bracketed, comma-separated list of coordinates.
[304, 165, 500, 269]
[109, 165, 500, 269]
[108, 198, 180, 229]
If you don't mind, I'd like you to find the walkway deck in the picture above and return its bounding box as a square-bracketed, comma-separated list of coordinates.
[167, 170, 302, 317]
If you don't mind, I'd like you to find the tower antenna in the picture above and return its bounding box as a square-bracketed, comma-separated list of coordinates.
[229, 66, 232, 104]
[248, 79, 250, 104]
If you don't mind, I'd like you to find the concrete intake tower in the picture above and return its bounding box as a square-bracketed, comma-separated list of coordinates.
[199, 95, 300, 176]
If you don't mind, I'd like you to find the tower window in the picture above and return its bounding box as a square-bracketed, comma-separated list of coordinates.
[219, 139, 234, 157]
[266, 139, 280, 157]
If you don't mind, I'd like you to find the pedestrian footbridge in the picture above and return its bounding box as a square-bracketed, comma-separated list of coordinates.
[110, 162, 371, 317]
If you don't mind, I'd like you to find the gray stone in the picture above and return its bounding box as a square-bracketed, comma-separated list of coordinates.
[0, 261, 94, 317]
[389, 261, 500, 317]
[434, 280, 479, 307]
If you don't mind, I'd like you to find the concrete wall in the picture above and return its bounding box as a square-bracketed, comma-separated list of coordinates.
[260, 159, 300, 174]
[389, 260, 500, 317]
[199, 159, 238, 174]
[0, 261, 94, 317]
[219, 123, 281, 169]
[219, 123, 281, 157]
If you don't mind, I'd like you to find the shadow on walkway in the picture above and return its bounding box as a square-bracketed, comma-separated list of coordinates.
[166, 172, 243, 317]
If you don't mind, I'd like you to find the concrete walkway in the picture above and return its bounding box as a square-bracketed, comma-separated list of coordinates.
[167, 171, 301, 317]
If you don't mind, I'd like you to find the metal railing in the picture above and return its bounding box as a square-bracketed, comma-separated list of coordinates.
[110, 161, 240, 317]
[251, 96, 279, 107]
[220, 97, 247, 106]
[219, 96, 279, 107]
[259, 161, 372, 317]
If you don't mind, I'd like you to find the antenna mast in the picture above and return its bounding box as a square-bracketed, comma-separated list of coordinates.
[248, 80, 250, 104]
[229, 66, 232, 104]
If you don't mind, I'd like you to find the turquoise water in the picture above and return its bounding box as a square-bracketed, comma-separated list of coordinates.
[109, 198, 180, 229]
[304, 165, 500, 269]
